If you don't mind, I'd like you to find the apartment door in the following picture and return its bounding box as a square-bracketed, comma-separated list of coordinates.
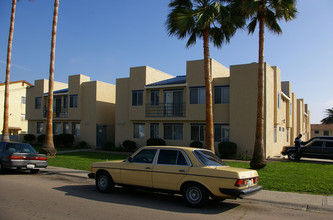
[164, 90, 183, 117]
[54, 97, 61, 117]
[96, 125, 107, 148]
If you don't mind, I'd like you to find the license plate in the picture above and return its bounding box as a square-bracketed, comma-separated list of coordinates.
[27, 164, 35, 169]
[248, 179, 253, 187]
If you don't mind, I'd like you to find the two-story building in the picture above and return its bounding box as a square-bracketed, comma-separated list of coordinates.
[0, 80, 32, 140]
[115, 59, 310, 158]
[26, 74, 115, 147]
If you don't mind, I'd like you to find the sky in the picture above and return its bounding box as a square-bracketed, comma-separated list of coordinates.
[0, 0, 332, 124]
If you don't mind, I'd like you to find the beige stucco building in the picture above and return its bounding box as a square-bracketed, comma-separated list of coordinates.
[0, 80, 32, 139]
[26, 74, 115, 147]
[311, 124, 333, 137]
[115, 59, 310, 158]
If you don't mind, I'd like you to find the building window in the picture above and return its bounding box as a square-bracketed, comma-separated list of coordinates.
[53, 122, 61, 135]
[190, 87, 205, 104]
[287, 128, 289, 142]
[277, 92, 281, 109]
[164, 123, 183, 140]
[35, 97, 42, 109]
[214, 86, 230, 104]
[150, 123, 159, 138]
[191, 124, 205, 141]
[70, 95, 78, 108]
[150, 90, 159, 105]
[63, 96, 68, 109]
[314, 130, 319, 134]
[20, 114, 26, 121]
[214, 124, 229, 142]
[274, 126, 277, 143]
[63, 122, 69, 134]
[324, 130, 329, 136]
[21, 96, 26, 104]
[133, 123, 145, 139]
[132, 90, 143, 106]
[72, 122, 80, 136]
[164, 90, 184, 117]
[289, 102, 292, 115]
[37, 122, 44, 134]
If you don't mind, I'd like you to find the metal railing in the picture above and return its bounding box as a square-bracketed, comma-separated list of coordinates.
[146, 103, 186, 117]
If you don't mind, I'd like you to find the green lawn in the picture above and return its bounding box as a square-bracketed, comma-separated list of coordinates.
[45, 151, 333, 195]
[225, 161, 333, 195]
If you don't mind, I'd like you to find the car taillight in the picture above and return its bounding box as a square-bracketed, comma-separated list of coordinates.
[282, 147, 286, 151]
[9, 156, 47, 161]
[235, 179, 248, 187]
[253, 176, 259, 184]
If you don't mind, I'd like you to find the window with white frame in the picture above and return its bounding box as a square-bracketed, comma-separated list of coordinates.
[134, 123, 145, 139]
[214, 86, 230, 104]
[214, 124, 229, 142]
[132, 90, 143, 106]
[164, 123, 183, 140]
[190, 87, 205, 104]
[191, 124, 205, 141]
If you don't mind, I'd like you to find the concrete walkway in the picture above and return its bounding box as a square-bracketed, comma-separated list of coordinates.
[41, 166, 333, 213]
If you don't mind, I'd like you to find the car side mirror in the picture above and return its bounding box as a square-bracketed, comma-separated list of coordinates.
[128, 157, 133, 162]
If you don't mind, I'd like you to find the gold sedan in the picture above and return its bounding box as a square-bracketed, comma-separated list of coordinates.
[89, 146, 262, 207]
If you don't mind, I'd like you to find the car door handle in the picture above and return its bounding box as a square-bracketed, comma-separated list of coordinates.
[145, 167, 151, 169]
[178, 170, 186, 172]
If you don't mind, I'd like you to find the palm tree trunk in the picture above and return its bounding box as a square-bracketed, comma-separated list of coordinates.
[2, 0, 17, 142]
[41, 0, 59, 156]
[250, 12, 267, 169]
[203, 27, 215, 153]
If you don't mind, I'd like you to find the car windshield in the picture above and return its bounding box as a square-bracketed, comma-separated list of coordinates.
[193, 150, 226, 166]
[5, 143, 37, 154]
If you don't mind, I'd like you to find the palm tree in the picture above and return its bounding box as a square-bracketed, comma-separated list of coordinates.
[321, 108, 333, 124]
[236, 0, 297, 169]
[2, 0, 17, 142]
[166, 0, 244, 152]
[40, 0, 59, 156]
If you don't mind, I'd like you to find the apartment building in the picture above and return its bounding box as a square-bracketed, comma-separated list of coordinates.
[26, 74, 115, 147]
[115, 59, 310, 158]
[0, 80, 32, 139]
[311, 124, 333, 137]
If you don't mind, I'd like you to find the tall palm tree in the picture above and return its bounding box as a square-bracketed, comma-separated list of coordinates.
[40, 0, 59, 156]
[321, 108, 333, 124]
[2, 0, 17, 142]
[236, 0, 297, 169]
[166, 0, 244, 152]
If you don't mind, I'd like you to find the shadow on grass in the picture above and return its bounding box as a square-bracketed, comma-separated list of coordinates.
[53, 184, 239, 214]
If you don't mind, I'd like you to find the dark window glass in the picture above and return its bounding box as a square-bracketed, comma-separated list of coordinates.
[70, 95, 78, 108]
[164, 124, 183, 140]
[191, 124, 205, 141]
[35, 97, 42, 109]
[150, 90, 159, 105]
[150, 123, 159, 138]
[132, 90, 143, 106]
[326, 141, 333, 148]
[214, 86, 230, 104]
[63, 96, 68, 108]
[157, 150, 178, 165]
[132, 149, 157, 164]
[324, 130, 329, 136]
[177, 152, 188, 165]
[190, 87, 205, 104]
[311, 141, 323, 148]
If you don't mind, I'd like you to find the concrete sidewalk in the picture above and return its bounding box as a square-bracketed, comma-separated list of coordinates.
[41, 166, 333, 213]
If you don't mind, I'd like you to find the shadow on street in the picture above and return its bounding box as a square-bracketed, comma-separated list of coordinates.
[53, 184, 239, 214]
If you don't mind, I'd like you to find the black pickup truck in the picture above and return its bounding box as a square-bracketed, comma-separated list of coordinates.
[281, 137, 333, 161]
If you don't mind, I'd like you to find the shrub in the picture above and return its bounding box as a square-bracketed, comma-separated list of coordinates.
[77, 141, 89, 148]
[24, 134, 36, 144]
[103, 141, 115, 151]
[123, 140, 137, 152]
[53, 134, 75, 147]
[190, 141, 203, 148]
[146, 138, 166, 146]
[218, 142, 237, 159]
[37, 134, 45, 145]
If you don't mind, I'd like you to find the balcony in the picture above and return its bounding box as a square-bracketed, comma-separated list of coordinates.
[43, 108, 68, 118]
[146, 103, 186, 117]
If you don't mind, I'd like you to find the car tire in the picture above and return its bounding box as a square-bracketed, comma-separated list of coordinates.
[30, 169, 39, 174]
[182, 183, 209, 208]
[288, 151, 298, 161]
[96, 171, 114, 193]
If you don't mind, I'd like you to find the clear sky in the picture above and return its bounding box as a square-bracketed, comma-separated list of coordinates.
[0, 0, 332, 124]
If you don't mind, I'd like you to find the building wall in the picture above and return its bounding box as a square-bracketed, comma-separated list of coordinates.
[311, 124, 333, 137]
[0, 81, 31, 136]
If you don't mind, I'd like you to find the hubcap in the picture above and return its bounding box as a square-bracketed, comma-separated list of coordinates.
[98, 175, 108, 190]
[186, 186, 202, 204]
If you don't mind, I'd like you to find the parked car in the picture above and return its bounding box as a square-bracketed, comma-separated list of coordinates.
[281, 138, 333, 161]
[300, 136, 333, 146]
[89, 146, 262, 207]
[0, 141, 47, 174]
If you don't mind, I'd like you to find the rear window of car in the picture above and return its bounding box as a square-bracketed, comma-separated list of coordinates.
[193, 150, 226, 166]
[5, 143, 36, 154]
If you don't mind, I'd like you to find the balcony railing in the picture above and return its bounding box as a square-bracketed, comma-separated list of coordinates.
[43, 108, 68, 118]
[146, 103, 186, 117]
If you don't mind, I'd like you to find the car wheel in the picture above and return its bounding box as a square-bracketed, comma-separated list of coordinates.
[96, 171, 114, 193]
[182, 183, 209, 208]
[288, 151, 298, 161]
[30, 169, 39, 174]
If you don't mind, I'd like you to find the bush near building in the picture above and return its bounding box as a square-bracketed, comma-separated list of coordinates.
[146, 138, 166, 146]
[218, 142, 237, 159]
